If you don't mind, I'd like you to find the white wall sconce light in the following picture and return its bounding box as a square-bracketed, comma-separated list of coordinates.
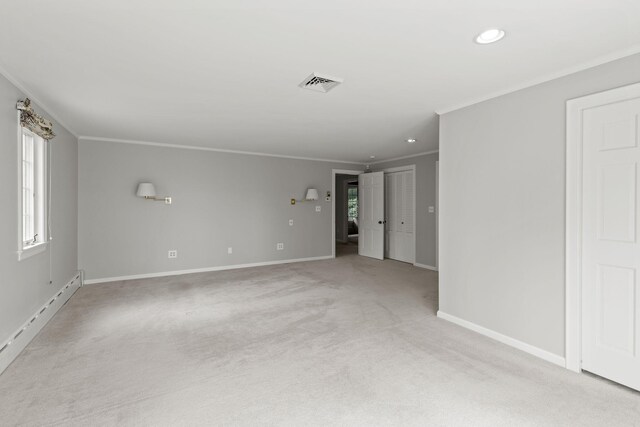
[291, 188, 319, 205]
[136, 182, 172, 204]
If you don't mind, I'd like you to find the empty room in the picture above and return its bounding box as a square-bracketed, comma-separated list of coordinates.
[1, 1, 640, 425]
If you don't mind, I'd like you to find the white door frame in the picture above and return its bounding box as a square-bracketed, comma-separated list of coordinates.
[436, 160, 439, 270]
[381, 164, 417, 265]
[332, 169, 364, 258]
[565, 81, 640, 372]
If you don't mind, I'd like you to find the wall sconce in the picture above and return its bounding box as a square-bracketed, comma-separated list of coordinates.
[291, 188, 319, 205]
[136, 182, 172, 204]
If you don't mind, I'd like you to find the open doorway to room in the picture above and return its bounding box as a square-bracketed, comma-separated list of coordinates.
[347, 180, 358, 244]
[334, 172, 360, 257]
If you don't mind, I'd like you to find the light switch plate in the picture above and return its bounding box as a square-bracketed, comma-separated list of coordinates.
[227, 247, 233, 254]
[315, 206, 321, 212]
[289, 219, 294, 226]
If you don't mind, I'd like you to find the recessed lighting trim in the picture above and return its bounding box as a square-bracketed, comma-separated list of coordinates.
[370, 155, 376, 159]
[475, 28, 505, 44]
[407, 138, 416, 144]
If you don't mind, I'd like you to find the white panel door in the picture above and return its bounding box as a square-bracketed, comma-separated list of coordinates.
[384, 173, 397, 259]
[384, 170, 414, 263]
[359, 172, 384, 260]
[582, 97, 640, 391]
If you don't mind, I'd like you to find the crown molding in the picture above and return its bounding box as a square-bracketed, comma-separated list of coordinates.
[435, 44, 640, 116]
[0, 62, 78, 138]
[369, 150, 439, 165]
[78, 136, 367, 165]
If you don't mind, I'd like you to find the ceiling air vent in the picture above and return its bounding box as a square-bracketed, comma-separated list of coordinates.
[298, 72, 343, 93]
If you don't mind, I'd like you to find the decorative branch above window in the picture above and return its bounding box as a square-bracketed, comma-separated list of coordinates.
[16, 98, 55, 140]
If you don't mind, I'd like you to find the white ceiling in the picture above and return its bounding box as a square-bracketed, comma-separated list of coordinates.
[1, 0, 640, 163]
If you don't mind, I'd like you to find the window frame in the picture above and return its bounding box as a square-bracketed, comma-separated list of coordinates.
[17, 119, 48, 261]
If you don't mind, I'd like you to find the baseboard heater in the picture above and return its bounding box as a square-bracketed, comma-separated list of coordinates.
[0, 272, 82, 375]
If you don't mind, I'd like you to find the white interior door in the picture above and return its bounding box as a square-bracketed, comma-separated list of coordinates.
[582, 96, 640, 391]
[359, 172, 384, 260]
[384, 170, 415, 263]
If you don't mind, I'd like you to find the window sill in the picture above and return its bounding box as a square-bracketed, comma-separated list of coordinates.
[17, 242, 48, 261]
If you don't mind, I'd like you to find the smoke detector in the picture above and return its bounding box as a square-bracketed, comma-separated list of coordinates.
[299, 72, 343, 93]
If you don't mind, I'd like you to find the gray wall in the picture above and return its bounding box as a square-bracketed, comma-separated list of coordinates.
[439, 53, 640, 357]
[78, 140, 361, 281]
[0, 75, 78, 344]
[373, 152, 439, 268]
[334, 174, 358, 242]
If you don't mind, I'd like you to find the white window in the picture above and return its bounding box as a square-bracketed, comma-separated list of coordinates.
[18, 127, 47, 260]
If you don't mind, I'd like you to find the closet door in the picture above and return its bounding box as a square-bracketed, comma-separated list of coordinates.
[384, 170, 415, 263]
[384, 173, 397, 259]
[401, 170, 415, 263]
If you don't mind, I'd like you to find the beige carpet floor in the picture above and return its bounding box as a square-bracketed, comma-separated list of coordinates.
[1, 251, 639, 426]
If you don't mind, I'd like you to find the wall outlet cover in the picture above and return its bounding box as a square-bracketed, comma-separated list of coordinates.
[168, 250, 177, 258]
[276, 243, 284, 250]
[428, 206, 435, 213]
[315, 206, 321, 212]
[227, 247, 233, 254]
[289, 219, 294, 226]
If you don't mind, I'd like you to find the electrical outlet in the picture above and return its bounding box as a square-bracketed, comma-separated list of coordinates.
[227, 247, 233, 254]
[428, 206, 435, 213]
[276, 243, 284, 250]
[315, 205, 321, 212]
[168, 250, 177, 258]
[289, 219, 294, 226]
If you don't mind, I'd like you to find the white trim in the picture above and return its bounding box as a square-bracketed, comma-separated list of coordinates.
[79, 136, 366, 165]
[435, 160, 439, 270]
[0, 273, 82, 375]
[17, 242, 48, 261]
[379, 164, 417, 265]
[369, 150, 439, 165]
[437, 311, 565, 367]
[0, 63, 78, 137]
[331, 169, 365, 258]
[435, 44, 640, 115]
[17, 125, 49, 261]
[414, 263, 437, 271]
[83, 256, 333, 285]
[565, 81, 640, 373]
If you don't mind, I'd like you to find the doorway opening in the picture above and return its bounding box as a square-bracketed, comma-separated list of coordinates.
[334, 173, 360, 257]
[347, 180, 359, 243]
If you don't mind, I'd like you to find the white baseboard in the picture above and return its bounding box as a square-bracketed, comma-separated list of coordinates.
[83, 255, 334, 285]
[0, 272, 82, 375]
[414, 263, 438, 271]
[437, 311, 565, 367]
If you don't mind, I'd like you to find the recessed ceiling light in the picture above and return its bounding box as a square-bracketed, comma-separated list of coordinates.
[475, 28, 505, 44]
[370, 155, 376, 159]
[407, 138, 416, 144]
